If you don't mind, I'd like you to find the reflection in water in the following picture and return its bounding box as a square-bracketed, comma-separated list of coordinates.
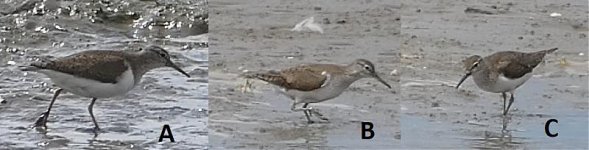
[264, 124, 329, 149]
[469, 116, 526, 149]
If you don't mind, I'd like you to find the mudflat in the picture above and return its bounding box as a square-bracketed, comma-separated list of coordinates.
[209, 0, 402, 149]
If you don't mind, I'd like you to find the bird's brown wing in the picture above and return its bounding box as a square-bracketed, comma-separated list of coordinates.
[279, 64, 331, 91]
[35, 51, 129, 83]
[243, 64, 345, 91]
[486, 49, 553, 79]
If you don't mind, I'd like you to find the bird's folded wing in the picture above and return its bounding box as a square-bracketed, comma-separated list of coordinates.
[40, 51, 129, 84]
[488, 52, 536, 79]
[280, 65, 328, 91]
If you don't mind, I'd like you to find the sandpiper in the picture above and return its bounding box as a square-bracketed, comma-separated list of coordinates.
[21, 45, 190, 133]
[242, 59, 391, 123]
[456, 48, 557, 115]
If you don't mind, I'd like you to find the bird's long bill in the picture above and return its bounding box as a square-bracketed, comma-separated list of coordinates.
[455, 73, 471, 89]
[167, 61, 191, 77]
[373, 74, 392, 89]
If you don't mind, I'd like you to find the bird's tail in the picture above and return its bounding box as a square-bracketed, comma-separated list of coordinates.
[525, 48, 558, 68]
[19, 62, 46, 71]
[239, 70, 286, 86]
[540, 48, 558, 54]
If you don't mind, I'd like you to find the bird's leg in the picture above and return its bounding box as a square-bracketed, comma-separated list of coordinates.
[502, 92, 507, 114]
[501, 116, 508, 132]
[88, 98, 100, 133]
[240, 79, 251, 93]
[34, 88, 63, 128]
[303, 103, 329, 122]
[310, 111, 329, 121]
[504, 92, 515, 115]
[301, 103, 313, 124]
[291, 102, 314, 123]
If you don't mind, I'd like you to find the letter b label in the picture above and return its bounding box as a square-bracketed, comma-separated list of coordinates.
[361, 122, 374, 139]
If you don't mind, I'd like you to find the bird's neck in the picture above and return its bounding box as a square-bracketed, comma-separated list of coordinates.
[328, 74, 360, 90]
[342, 66, 365, 80]
[340, 71, 364, 85]
[125, 53, 159, 85]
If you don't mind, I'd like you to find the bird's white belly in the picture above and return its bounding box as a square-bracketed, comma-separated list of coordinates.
[282, 80, 350, 104]
[38, 69, 136, 98]
[477, 73, 532, 93]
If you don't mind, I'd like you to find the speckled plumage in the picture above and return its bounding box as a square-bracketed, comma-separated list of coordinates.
[456, 48, 557, 115]
[30, 51, 129, 83]
[22, 45, 190, 134]
[242, 59, 391, 123]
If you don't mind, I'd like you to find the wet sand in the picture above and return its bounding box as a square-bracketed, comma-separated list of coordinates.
[209, 0, 402, 149]
[399, 0, 588, 149]
[0, 0, 208, 149]
[209, 0, 588, 149]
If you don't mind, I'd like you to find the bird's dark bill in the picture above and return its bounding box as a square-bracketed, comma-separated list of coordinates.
[168, 62, 191, 77]
[374, 75, 392, 88]
[455, 73, 471, 89]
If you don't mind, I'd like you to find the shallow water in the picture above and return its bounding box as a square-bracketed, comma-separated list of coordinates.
[399, 0, 588, 149]
[401, 71, 588, 149]
[209, 72, 400, 149]
[0, 0, 208, 149]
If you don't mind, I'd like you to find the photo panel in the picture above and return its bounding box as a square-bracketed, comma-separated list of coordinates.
[0, 0, 208, 149]
[209, 0, 401, 148]
[399, 0, 588, 149]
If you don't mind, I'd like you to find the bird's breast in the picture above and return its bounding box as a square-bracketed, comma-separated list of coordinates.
[472, 71, 532, 93]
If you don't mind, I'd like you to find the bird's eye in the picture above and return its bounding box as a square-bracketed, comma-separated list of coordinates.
[364, 66, 371, 70]
[159, 53, 167, 58]
[471, 62, 479, 68]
